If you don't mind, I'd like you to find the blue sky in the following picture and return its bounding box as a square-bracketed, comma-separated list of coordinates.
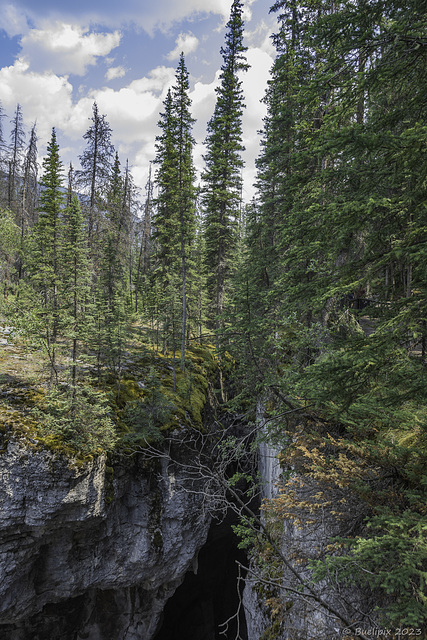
[0, 0, 277, 200]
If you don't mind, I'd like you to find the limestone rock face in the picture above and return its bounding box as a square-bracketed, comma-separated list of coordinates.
[243, 434, 378, 639]
[0, 439, 211, 639]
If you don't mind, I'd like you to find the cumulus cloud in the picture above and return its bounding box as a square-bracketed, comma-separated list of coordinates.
[0, 3, 29, 37]
[246, 19, 276, 58]
[19, 23, 121, 75]
[68, 64, 176, 172]
[1, 0, 235, 37]
[241, 0, 257, 23]
[166, 32, 199, 61]
[128, 66, 176, 95]
[0, 59, 74, 141]
[240, 46, 274, 199]
[105, 65, 126, 81]
[0, 0, 274, 201]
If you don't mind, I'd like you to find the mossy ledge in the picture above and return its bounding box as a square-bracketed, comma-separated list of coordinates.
[0, 340, 222, 460]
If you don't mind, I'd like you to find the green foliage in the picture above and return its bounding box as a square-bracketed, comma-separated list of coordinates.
[152, 55, 197, 362]
[24, 128, 64, 384]
[76, 101, 114, 240]
[60, 192, 93, 384]
[122, 368, 172, 444]
[224, 0, 427, 628]
[310, 508, 427, 626]
[0, 209, 20, 265]
[0, 208, 20, 303]
[31, 385, 117, 455]
[202, 0, 249, 330]
[232, 515, 258, 550]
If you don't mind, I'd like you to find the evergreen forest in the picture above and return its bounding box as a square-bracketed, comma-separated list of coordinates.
[0, 0, 426, 633]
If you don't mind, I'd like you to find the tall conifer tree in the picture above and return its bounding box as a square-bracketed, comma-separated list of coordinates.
[28, 128, 64, 385]
[60, 192, 91, 391]
[153, 54, 196, 368]
[231, 0, 427, 627]
[202, 0, 248, 332]
[173, 53, 196, 369]
[76, 102, 114, 244]
[8, 104, 25, 212]
[17, 122, 38, 282]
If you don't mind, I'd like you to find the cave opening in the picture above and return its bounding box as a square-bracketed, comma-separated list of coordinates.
[153, 518, 248, 640]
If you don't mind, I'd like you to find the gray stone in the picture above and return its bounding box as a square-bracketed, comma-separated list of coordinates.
[0, 438, 211, 639]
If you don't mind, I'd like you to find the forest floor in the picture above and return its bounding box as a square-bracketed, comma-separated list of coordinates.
[0, 325, 43, 382]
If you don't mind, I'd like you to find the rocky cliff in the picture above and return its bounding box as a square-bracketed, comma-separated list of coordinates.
[243, 433, 381, 640]
[0, 436, 212, 640]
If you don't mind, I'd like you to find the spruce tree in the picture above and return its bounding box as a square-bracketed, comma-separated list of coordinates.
[202, 0, 248, 332]
[17, 122, 38, 282]
[134, 165, 153, 314]
[8, 104, 25, 213]
[232, 0, 427, 627]
[60, 191, 91, 391]
[92, 154, 136, 393]
[21, 122, 38, 226]
[153, 54, 197, 369]
[153, 89, 179, 274]
[28, 128, 64, 385]
[173, 53, 196, 369]
[76, 102, 114, 244]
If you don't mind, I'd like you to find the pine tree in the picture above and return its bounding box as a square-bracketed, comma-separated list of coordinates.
[153, 55, 197, 369]
[202, 0, 249, 332]
[134, 164, 153, 314]
[173, 53, 197, 370]
[153, 89, 179, 274]
[28, 128, 64, 385]
[60, 190, 91, 391]
[8, 104, 25, 213]
[76, 101, 114, 244]
[17, 122, 38, 282]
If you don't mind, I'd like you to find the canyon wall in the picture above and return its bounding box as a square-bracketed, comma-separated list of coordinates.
[0, 437, 211, 640]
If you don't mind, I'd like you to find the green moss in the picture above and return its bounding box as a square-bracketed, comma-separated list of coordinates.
[114, 343, 219, 436]
[260, 618, 284, 640]
[117, 379, 145, 405]
[0, 335, 221, 459]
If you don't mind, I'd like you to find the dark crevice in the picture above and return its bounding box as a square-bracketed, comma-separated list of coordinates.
[154, 518, 248, 640]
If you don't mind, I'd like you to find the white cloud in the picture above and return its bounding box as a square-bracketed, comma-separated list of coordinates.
[1, 0, 235, 38]
[88, 67, 174, 148]
[0, 0, 274, 201]
[0, 59, 74, 141]
[240, 45, 274, 199]
[0, 55, 175, 193]
[19, 23, 121, 76]
[166, 32, 199, 61]
[246, 19, 276, 58]
[0, 3, 29, 38]
[129, 66, 176, 95]
[126, 0, 232, 35]
[105, 65, 126, 81]
[242, 0, 257, 22]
